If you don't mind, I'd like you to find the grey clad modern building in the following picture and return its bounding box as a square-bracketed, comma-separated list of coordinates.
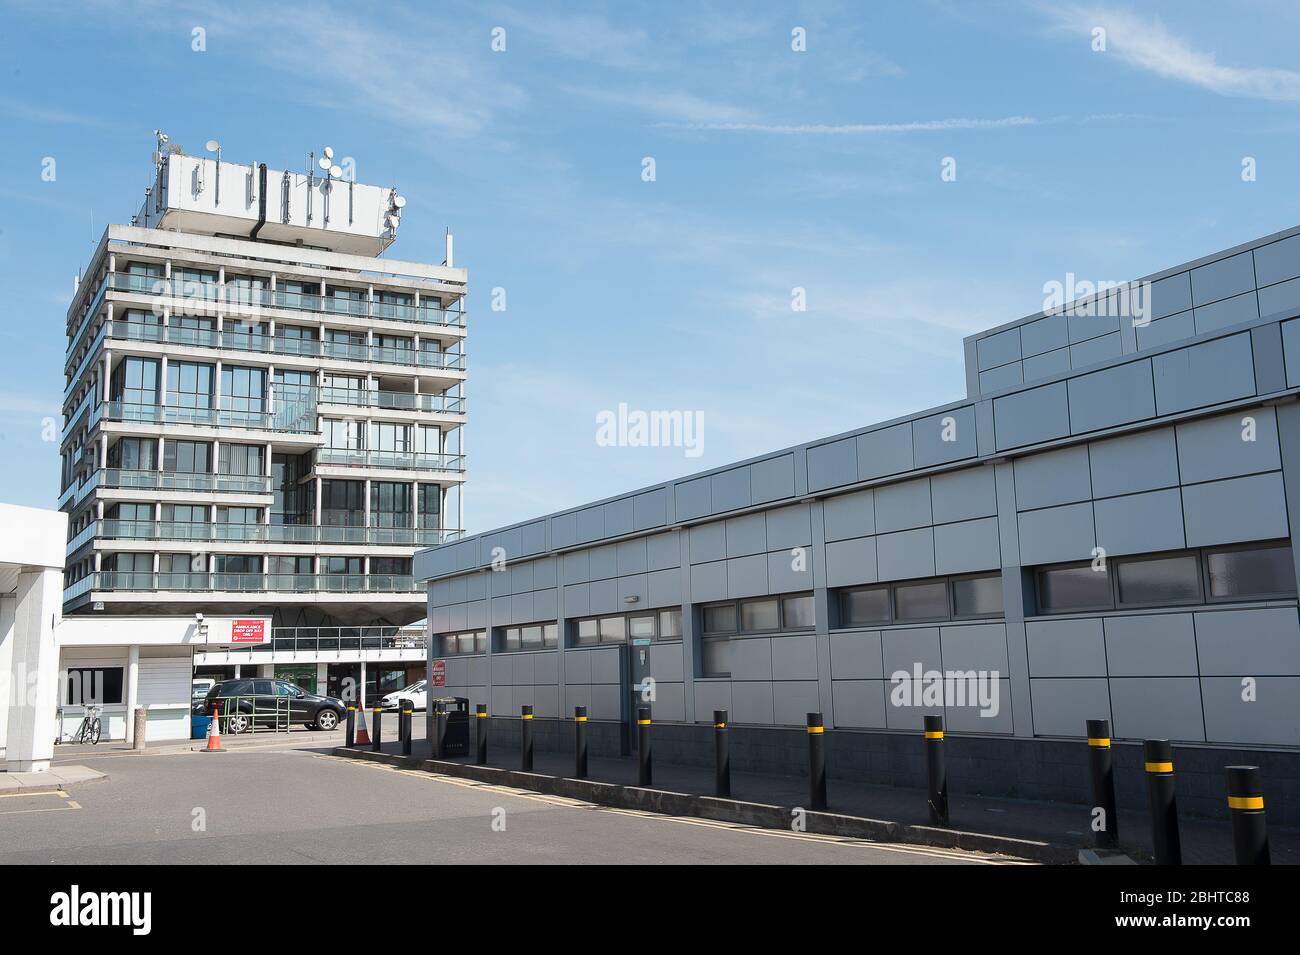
[417, 223, 1300, 821]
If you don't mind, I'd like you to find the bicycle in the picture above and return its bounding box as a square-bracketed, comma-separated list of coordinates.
[72, 703, 103, 745]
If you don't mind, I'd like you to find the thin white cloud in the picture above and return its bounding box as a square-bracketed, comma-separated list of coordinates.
[651, 115, 1043, 134]
[0, 97, 112, 128]
[562, 85, 756, 124]
[1046, 4, 1300, 101]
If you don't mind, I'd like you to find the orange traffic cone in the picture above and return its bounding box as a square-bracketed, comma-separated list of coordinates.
[354, 705, 370, 746]
[201, 707, 225, 753]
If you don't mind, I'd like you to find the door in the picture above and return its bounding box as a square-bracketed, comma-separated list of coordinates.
[277, 681, 312, 723]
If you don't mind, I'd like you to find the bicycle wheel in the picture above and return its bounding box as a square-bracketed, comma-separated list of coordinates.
[74, 721, 88, 744]
[89, 718, 102, 745]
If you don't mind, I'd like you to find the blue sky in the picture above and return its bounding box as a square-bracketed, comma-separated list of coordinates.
[3, 1, 1300, 534]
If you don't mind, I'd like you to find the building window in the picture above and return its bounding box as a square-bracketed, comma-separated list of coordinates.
[838, 574, 1003, 627]
[320, 479, 364, 526]
[497, 622, 559, 652]
[65, 667, 124, 706]
[570, 610, 681, 647]
[164, 440, 212, 474]
[371, 482, 412, 528]
[111, 356, 159, 406]
[166, 361, 213, 410]
[107, 437, 158, 471]
[1034, 542, 1296, 614]
[440, 631, 487, 655]
[219, 443, 264, 477]
[702, 594, 816, 635]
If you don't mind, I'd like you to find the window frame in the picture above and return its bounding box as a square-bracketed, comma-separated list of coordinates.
[837, 573, 1003, 629]
[700, 592, 816, 638]
[1034, 542, 1297, 616]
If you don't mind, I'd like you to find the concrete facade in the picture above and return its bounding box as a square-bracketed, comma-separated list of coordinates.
[417, 223, 1300, 817]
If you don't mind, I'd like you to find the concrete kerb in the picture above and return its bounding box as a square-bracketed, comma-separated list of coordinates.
[332, 746, 1072, 863]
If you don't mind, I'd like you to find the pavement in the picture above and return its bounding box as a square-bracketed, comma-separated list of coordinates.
[0, 764, 105, 792]
[367, 732, 1300, 865]
[0, 736, 1004, 865]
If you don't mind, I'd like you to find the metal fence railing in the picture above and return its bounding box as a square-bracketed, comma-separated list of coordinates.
[215, 695, 292, 734]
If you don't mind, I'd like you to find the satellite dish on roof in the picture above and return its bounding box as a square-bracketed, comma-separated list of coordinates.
[205, 139, 220, 153]
[318, 156, 331, 171]
[323, 146, 334, 159]
[393, 195, 407, 208]
[330, 164, 342, 178]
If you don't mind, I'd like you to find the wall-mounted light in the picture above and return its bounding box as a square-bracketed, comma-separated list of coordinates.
[624, 595, 640, 604]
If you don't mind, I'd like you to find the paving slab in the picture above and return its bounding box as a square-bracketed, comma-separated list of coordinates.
[0, 764, 106, 792]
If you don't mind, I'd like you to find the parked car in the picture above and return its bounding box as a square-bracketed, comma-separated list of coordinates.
[380, 680, 427, 711]
[202, 679, 346, 733]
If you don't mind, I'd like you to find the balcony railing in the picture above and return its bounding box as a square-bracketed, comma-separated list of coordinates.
[105, 320, 466, 371]
[99, 468, 273, 494]
[90, 572, 419, 593]
[103, 400, 316, 434]
[98, 272, 466, 328]
[317, 387, 464, 415]
[315, 449, 466, 472]
[261, 626, 426, 652]
[95, 520, 461, 546]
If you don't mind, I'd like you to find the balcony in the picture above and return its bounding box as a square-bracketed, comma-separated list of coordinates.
[101, 276, 465, 329]
[315, 448, 466, 473]
[318, 387, 464, 415]
[98, 468, 273, 494]
[105, 320, 466, 372]
[89, 572, 419, 594]
[103, 400, 317, 434]
[95, 519, 461, 546]
[261, 627, 427, 652]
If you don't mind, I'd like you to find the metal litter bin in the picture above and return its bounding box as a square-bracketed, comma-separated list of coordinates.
[431, 696, 470, 756]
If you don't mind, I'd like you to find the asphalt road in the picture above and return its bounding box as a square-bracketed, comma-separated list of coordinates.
[0, 741, 1015, 865]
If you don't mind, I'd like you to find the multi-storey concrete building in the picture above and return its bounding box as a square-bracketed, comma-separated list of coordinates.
[58, 136, 465, 704]
[418, 223, 1300, 822]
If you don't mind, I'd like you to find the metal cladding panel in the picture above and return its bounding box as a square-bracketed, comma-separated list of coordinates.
[1017, 502, 1096, 565]
[823, 488, 874, 542]
[1152, 333, 1257, 416]
[993, 382, 1070, 450]
[1149, 272, 1193, 320]
[750, 453, 796, 504]
[933, 517, 1001, 574]
[1092, 488, 1186, 556]
[807, 437, 857, 492]
[829, 631, 884, 679]
[912, 406, 977, 468]
[1194, 607, 1300, 675]
[765, 504, 812, 550]
[725, 512, 767, 557]
[1088, 427, 1179, 498]
[1182, 473, 1288, 547]
[1103, 614, 1198, 677]
[856, 423, 914, 480]
[873, 477, 932, 534]
[1190, 251, 1257, 306]
[1067, 359, 1155, 434]
[1029, 677, 1110, 737]
[1020, 313, 1068, 357]
[1108, 678, 1205, 742]
[1026, 618, 1107, 678]
[930, 466, 997, 524]
[1201, 677, 1300, 745]
[874, 527, 935, 581]
[1174, 407, 1280, 484]
[824, 536, 877, 588]
[1013, 445, 1092, 511]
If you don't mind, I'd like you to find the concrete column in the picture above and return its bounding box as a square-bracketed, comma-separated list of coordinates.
[124, 644, 140, 745]
[315, 662, 328, 695]
[4, 568, 62, 773]
[359, 658, 367, 710]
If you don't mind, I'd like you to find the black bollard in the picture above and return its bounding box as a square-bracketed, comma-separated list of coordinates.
[475, 704, 488, 765]
[1143, 739, 1181, 865]
[574, 706, 588, 779]
[434, 700, 447, 759]
[371, 707, 383, 752]
[520, 705, 534, 771]
[714, 710, 731, 798]
[637, 708, 652, 787]
[1225, 766, 1270, 865]
[924, 714, 949, 827]
[401, 706, 413, 757]
[1086, 718, 1118, 849]
[807, 712, 827, 811]
[345, 706, 355, 748]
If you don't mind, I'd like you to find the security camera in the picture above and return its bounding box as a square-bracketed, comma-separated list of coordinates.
[195, 612, 204, 623]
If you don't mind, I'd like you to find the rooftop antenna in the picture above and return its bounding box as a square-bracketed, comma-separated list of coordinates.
[318, 146, 339, 226]
[205, 139, 221, 207]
